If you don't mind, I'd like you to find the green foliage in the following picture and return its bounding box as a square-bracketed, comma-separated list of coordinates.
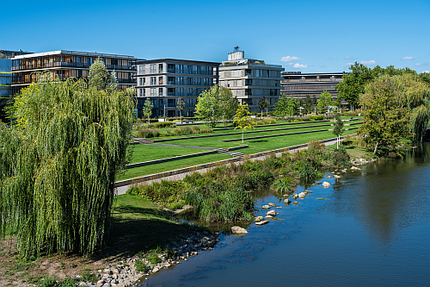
[176, 97, 186, 122]
[147, 251, 162, 264]
[358, 74, 429, 155]
[88, 58, 110, 90]
[317, 91, 334, 114]
[271, 177, 294, 193]
[234, 103, 256, 143]
[143, 98, 154, 123]
[0, 75, 135, 258]
[195, 85, 238, 127]
[274, 95, 297, 119]
[136, 128, 160, 138]
[154, 122, 175, 128]
[257, 96, 270, 117]
[309, 115, 324, 121]
[135, 260, 151, 272]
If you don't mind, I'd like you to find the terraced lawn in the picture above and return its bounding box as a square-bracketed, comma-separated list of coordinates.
[128, 144, 206, 164]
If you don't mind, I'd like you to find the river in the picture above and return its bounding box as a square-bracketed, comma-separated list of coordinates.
[140, 143, 430, 287]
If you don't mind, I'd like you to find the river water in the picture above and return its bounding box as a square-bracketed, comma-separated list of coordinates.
[140, 143, 430, 287]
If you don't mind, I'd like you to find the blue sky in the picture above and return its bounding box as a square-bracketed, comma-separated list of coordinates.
[1, 0, 429, 73]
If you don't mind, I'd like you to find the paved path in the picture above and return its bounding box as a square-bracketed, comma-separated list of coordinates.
[115, 139, 340, 196]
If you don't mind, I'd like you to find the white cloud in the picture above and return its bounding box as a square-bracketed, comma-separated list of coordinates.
[415, 63, 422, 66]
[286, 62, 294, 66]
[293, 63, 307, 68]
[281, 56, 301, 62]
[344, 56, 353, 60]
[401, 56, 415, 60]
[346, 62, 354, 66]
[360, 60, 378, 66]
[329, 57, 337, 60]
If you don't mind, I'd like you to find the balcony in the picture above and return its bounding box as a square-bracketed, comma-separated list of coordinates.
[117, 78, 136, 84]
[12, 62, 136, 71]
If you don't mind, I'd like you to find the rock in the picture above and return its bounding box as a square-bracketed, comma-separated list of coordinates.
[102, 283, 111, 287]
[266, 210, 276, 216]
[265, 215, 273, 219]
[322, 181, 331, 188]
[231, 226, 248, 234]
[298, 192, 306, 199]
[262, 205, 270, 209]
[333, 174, 342, 179]
[152, 267, 159, 273]
[276, 206, 283, 209]
[293, 194, 299, 200]
[293, 201, 299, 204]
[284, 198, 291, 205]
[113, 269, 119, 274]
[305, 190, 312, 194]
[255, 220, 269, 226]
[327, 176, 331, 178]
[351, 166, 361, 171]
[268, 203, 276, 207]
[254, 216, 264, 222]
[97, 281, 105, 287]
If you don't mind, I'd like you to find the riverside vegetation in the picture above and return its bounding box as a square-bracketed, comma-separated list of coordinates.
[128, 140, 352, 222]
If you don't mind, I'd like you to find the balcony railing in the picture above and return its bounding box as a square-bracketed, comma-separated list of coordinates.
[12, 62, 136, 71]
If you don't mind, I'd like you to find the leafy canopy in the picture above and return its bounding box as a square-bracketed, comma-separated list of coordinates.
[0, 72, 135, 258]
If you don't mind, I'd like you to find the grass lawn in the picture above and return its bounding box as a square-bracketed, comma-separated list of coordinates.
[128, 144, 205, 164]
[117, 153, 231, 181]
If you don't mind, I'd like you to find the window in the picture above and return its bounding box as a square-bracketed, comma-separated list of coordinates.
[245, 89, 252, 96]
[138, 65, 145, 75]
[187, 65, 193, 74]
[139, 78, 145, 86]
[168, 88, 175, 96]
[245, 69, 252, 76]
[168, 99, 176, 107]
[245, 79, 252, 86]
[150, 64, 157, 73]
[168, 77, 175, 85]
[168, 64, 175, 73]
[159, 64, 163, 73]
[150, 88, 156, 96]
[158, 77, 163, 85]
[159, 88, 163, 96]
[150, 77, 156, 85]
[78, 57, 81, 64]
[140, 89, 145, 97]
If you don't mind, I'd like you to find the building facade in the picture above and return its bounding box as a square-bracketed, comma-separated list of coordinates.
[11, 50, 137, 94]
[135, 59, 220, 118]
[280, 72, 345, 102]
[219, 48, 284, 113]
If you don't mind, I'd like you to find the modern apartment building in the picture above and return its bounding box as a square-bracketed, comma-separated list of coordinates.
[135, 59, 220, 118]
[11, 50, 138, 94]
[280, 72, 345, 101]
[219, 48, 284, 113]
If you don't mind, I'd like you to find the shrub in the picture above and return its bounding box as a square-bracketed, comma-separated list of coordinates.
[172, 126, 193, 136]
[309, 115, 324, 121]
[135, 260, 151, 273]
[271, 177, 294, 193]
[155, 122, 175, 128]
[136, 128, 160, 138]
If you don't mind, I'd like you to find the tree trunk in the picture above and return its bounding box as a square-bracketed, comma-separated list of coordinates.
[374, 142, 379, 154]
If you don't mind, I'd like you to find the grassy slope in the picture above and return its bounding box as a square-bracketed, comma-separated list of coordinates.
[128, 144, 205, 164]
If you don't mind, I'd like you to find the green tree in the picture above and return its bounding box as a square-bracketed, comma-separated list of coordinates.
[358, 74, 429, 155]
[305, 95, 313, 114]
[219, 89, 239, 127]
[176, 97, 186, 123]
[142, 98, 154, 123]
[258, 96, 270, 118]
[332, 113, 344, 149]
[234, 103, 256, 143]
[0, 73, 135, 258]
[195, 85, 237, 127]
[88, 58, 110, 90]
[317, 91, 333, 114]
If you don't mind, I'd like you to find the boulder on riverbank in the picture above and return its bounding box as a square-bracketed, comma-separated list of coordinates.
[284, 198, 291, 205]
[293, 194, 299, 200]
[322, 181, 331, 188]
[254, 216, 264, 222]
[266, 210, 276, 216]
[231, 226, 248, 235]
[262, 205, 270, 209]
[255, 220, 269, 226]
[298, 192, 306, 199]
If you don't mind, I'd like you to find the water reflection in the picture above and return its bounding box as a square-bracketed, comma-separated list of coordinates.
[327, 143, 430, 245]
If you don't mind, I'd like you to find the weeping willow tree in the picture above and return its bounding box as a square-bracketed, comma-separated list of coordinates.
[358, 74, 430, 155]
[0, 73, 135, 258]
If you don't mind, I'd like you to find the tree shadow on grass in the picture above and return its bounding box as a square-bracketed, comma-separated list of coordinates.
[249, 140, 268, 143]
[91, 202, 204, 262]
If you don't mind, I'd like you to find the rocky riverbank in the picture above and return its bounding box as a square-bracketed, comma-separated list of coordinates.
[77, 231, 220, 287]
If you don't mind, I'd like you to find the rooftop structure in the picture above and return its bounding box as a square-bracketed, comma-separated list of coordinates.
[219, 48, 284, 113]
